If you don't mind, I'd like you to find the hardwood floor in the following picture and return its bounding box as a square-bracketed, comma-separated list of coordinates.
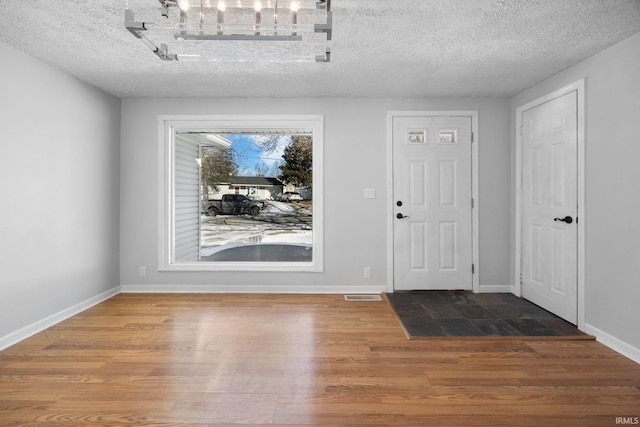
[1, 294, 638, 426]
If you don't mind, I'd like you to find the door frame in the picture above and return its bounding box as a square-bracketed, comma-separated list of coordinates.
[387, 111, 479, 293]
[514, 80, 585, 329]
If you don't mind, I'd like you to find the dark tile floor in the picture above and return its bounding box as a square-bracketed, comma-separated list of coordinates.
[386, 291, 589, 338]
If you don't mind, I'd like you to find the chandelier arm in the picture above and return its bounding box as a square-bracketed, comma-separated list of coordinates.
[158, 0, 176, 17]
[314, 10, 332, 41]
[125, 8, 147, 37]
[315, 47, 330, 63]
[125, 9, 178, 60]
[316, 0, 330, 11]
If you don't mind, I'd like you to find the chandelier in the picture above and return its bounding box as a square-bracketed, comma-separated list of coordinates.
[125, 0, 332, 62]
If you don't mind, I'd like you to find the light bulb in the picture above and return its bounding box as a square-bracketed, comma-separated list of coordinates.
[217, 1, 225, 11]
[254, 1, 262, 12]
[178, 0, 189, 11]
[290, 0, 298, 33]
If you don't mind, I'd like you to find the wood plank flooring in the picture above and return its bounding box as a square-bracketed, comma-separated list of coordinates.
[1, 293, 639, 426]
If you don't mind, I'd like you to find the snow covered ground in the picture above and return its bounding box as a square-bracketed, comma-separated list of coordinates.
[261, 200, 310, 216]
[200, 201, 312, 257]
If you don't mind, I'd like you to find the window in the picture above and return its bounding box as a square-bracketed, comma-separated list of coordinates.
[159, 115, 323, 272]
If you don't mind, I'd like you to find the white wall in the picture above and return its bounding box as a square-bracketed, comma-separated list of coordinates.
[120, 98, 511, 293]
[0, 42, 121, 346]
[511, 32, 640, 355]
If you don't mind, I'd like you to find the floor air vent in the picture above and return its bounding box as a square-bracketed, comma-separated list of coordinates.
[344, 295, 382, 301]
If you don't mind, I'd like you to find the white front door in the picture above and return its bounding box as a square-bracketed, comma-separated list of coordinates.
[521, 91, 578, 324]
[392, 115, 473, 291]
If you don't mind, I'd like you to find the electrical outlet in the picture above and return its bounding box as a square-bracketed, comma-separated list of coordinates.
[363, 267, 371, 279]
[139, 266, 146, 277]
[364, 188, 376, 199]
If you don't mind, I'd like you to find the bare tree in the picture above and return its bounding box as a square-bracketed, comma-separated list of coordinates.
[253, 162, 270, 177]
[201, 146, 238, 200]
[253, 135, 287, 155]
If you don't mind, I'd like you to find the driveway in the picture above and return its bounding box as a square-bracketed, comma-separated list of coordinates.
[200, 200, 313, 261]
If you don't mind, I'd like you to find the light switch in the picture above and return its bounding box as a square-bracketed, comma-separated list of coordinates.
[364, 188, 376, 199]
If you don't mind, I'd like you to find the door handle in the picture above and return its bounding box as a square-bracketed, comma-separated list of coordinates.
[554, 216, 573, 224]
[397, 213, 409, 219]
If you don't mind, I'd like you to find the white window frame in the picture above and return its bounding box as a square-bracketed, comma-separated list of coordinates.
[158, 114, 324, 272]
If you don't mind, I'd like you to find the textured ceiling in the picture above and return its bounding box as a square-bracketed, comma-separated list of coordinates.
[1, 0, 639, 98]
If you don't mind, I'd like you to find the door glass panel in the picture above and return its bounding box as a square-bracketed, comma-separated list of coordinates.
[407, 129, 427, 144]
[438, 129, 458, 144]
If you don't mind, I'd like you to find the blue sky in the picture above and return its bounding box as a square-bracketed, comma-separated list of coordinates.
[224, 134, 291, 176]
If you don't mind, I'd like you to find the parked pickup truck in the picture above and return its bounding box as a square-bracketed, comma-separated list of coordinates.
[202, 194, 265, 216]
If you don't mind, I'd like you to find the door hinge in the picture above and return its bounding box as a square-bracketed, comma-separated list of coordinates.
[519, 125, 523, 136]
[471, 132, 474, 143]
[472, 264, 475, 274]
[520, 274, 523, 286]
[471, 198, 474, 209]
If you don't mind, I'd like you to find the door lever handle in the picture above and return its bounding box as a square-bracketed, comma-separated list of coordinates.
[554, 216, 573, 224]
[396, 213, 409, 219]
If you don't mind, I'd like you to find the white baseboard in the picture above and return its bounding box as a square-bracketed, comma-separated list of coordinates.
[120, 284, 388, 294]
[584, 323, 640, 364]
[0, 286, 121, 351]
